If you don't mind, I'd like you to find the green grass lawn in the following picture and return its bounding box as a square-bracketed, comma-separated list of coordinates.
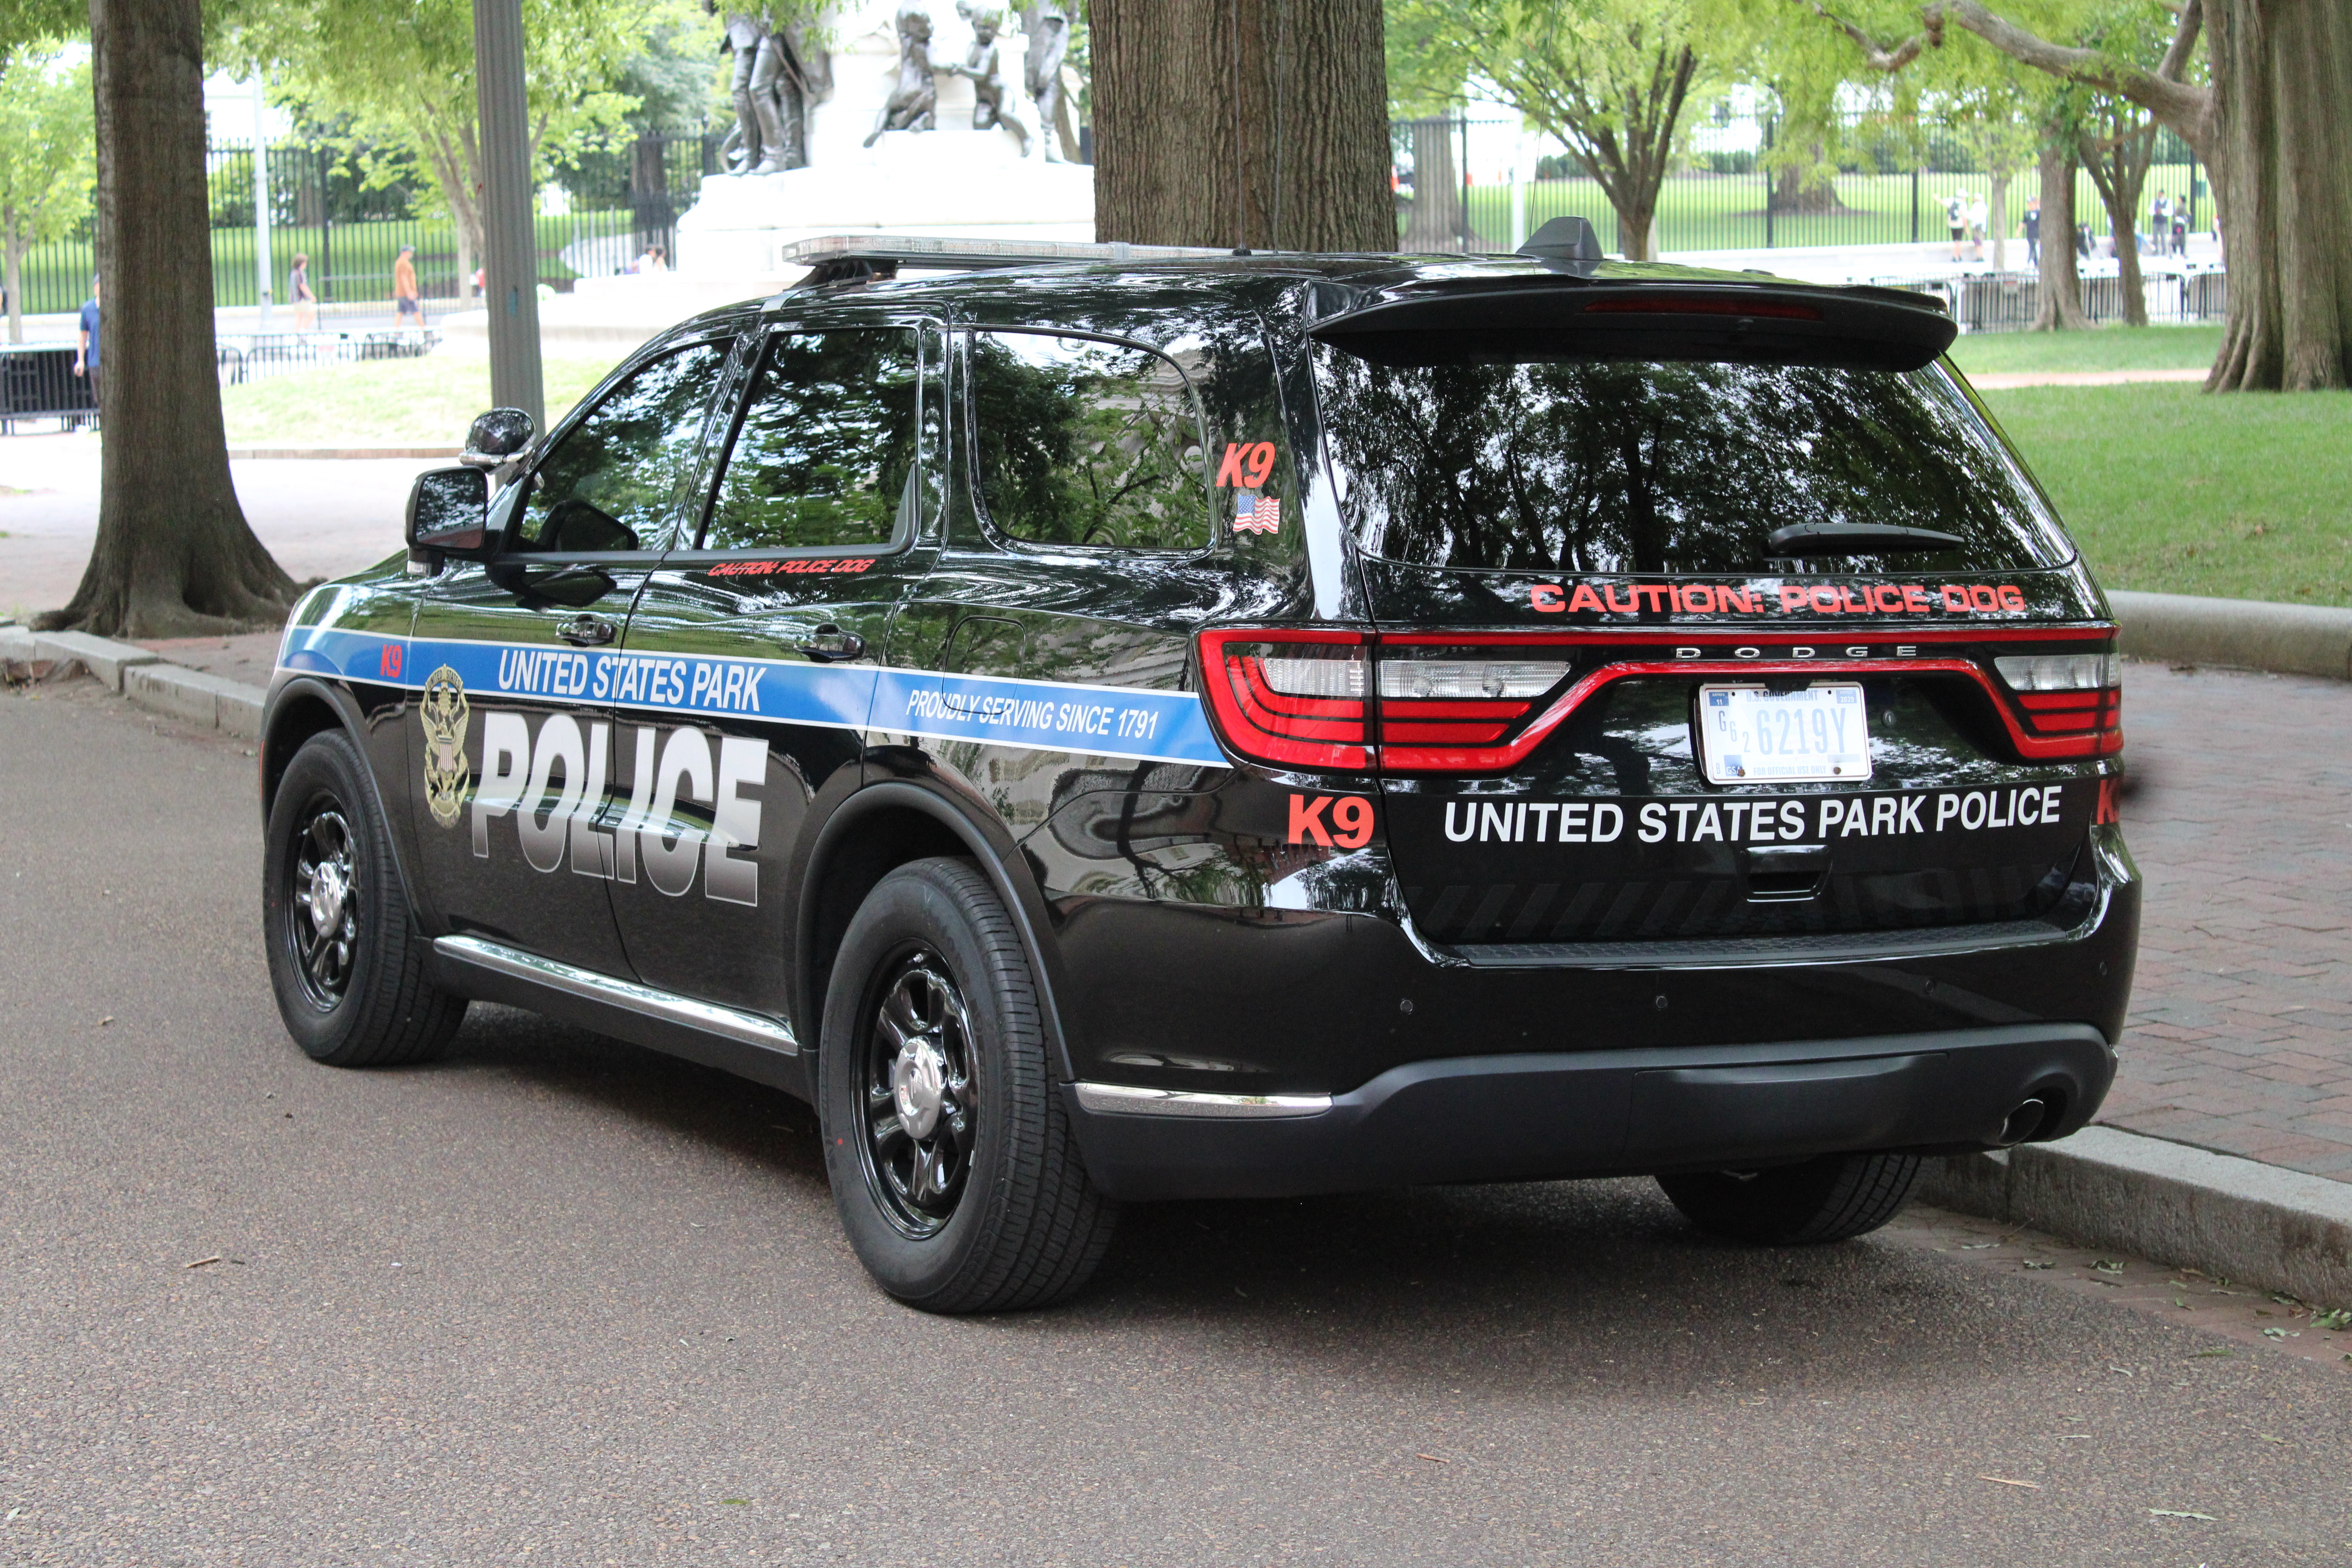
[1982, 383, 2352, 606]
[220, 354, 625, 446]
[1948, 325, 2222, 377]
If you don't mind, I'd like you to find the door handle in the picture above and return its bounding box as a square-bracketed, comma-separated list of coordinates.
[797, 624, 865, 663]
[558, 613, 617, 647]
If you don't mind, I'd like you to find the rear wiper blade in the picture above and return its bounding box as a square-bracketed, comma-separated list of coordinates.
[1765, 523, 1965, 556]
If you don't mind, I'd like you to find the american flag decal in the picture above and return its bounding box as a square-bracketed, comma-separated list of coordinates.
[1234, 494, 1281, 534]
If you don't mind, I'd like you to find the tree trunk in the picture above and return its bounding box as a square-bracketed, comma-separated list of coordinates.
[40, 0, 294, 637]
[4, 231, 24, 344]
[1989, 171, 2009, 271]
[1769, 157, 1850, 215]
[2031, 140, 2091, 330]
[1093, 0, 1392, 252]
[2080, 122, 2154, 327]
[1401, 117, 1463, 250]
[2205, 0, 2352, 390]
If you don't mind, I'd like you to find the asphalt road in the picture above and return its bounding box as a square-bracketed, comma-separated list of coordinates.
[3, 681, 2347, 1567]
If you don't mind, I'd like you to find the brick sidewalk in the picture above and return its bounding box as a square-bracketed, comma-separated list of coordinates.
[2103, 661, 2352, 1177]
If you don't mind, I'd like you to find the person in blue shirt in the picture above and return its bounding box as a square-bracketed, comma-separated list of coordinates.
[73, 274, 100, 423]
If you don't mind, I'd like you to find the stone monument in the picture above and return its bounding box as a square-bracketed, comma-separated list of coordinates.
[675, 0, 1094, 279]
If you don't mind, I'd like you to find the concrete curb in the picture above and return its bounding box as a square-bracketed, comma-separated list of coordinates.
[123, 662, 265, 740]
[1920, 1126, 2352, 1310]
[24, 630, 161, 690]
[1, 626, 266, 742]
[2111, 589, 2352, 681]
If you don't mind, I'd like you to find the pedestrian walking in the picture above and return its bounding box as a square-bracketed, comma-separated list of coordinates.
[72, 273, 99, 425]
[2023, 197, 2041, 265]
[2172, 211, 2187, 256]
[1967, 192, 1988, 262]
[1944, 192, 1967, 261]
[392, 244, 423, 332]
[2151, 192, 2172, 254]
[290, 252, 318, 332]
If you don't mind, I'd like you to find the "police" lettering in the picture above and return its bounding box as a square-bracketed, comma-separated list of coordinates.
[471, 713, 767, 905]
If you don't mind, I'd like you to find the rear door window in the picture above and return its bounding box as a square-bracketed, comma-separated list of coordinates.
[1312, 350, 2071, 575]
[967, 330, 1212, 552]
[702, 328, 926, 552]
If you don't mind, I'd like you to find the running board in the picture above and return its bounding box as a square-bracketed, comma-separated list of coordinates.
[431, 935, 803, 1095]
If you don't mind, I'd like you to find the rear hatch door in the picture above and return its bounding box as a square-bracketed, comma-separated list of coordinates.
[1308, 279, 2120, 953]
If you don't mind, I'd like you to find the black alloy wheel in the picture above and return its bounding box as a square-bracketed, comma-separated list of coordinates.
[283, 800, 360, 1011]
[819, 857, 1116, 1312]
[859, 950, 980, 1238]
[262, 728, 467, 1067]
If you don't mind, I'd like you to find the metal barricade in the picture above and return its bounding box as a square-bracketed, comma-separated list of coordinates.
[0, 344, 100, 432]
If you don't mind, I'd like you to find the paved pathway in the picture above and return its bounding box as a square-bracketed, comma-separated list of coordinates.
[2105, 662, 2352, 1177]
[1967, 368, 2210, 389]
[0, 433, 426, 622]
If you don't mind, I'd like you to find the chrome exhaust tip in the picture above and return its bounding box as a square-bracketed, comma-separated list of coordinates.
[1993, 1097, 2050, 1148]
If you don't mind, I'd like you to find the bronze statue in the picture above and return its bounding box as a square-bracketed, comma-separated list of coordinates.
[865, 5, 940, 147]
[716, 9, 832, 175]
[1018, 2, 1072, 163]
[942, 2, 1030, 155]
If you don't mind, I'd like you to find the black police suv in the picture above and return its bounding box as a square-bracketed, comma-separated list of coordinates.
[260, 223, 2136, 1312]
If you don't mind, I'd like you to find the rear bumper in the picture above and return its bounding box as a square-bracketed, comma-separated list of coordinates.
[1063, 1022, 2114, 1201]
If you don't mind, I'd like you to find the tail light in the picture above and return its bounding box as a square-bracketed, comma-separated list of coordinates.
[1995, 653, 2123, 757]
[1196, 627, 2123, 773]
[1196, 629, 1371, 770]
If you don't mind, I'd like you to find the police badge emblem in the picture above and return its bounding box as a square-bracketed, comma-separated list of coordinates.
[419, 665, 471, 828]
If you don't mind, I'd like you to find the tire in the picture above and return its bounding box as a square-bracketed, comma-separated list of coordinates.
[1657, 1152, 1924, 1245]
[818, 857, 1116, 1312]
[262, 728, 466, 1067]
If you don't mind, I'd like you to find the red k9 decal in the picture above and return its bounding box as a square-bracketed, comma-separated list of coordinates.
[1288, 793, 1375, 849]
[1215, 441, 1278, 488]
[380, 643, 403, 679]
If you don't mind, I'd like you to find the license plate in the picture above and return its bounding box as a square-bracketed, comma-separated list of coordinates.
[1695, 683, 1872, 784]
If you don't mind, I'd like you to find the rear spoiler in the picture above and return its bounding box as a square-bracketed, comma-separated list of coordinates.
[1309, 279, 1957, 373]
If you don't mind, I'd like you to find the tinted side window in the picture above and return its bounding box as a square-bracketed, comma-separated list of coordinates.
[514, 341, 725, 553]
[969, 331, 1210, 551]
[703, 328, 922, 552]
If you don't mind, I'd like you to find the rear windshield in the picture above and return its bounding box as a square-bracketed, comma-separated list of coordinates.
[1312, 349, 2071, 574]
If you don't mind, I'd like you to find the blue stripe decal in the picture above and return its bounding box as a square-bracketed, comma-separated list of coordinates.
[276, 625, 1228, 768]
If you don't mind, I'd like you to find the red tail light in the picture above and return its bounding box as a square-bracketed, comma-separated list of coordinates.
[1994, 653, 2123, 757]
[1195, 627, 2122, 774]
[1197, 629, 1371, 771]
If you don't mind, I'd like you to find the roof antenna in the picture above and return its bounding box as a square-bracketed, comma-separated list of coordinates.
[1516, 216, 1604, 264]
[1229, 0, 1249, 254]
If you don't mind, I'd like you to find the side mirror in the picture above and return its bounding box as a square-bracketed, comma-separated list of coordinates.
[406, 466, 492, 559]
[464, 407, 534, 458]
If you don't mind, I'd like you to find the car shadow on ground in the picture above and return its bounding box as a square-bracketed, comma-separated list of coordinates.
[410, 1003, 2155, 1406]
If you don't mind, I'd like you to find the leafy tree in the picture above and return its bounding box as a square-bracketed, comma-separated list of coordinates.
[0, 44, 93, 343]
[1488, 0, 1752, 261]
[229, 0, 662, 297]
[1386, 0, 1473, 246]
[44, 0, 299, 638]
[2067, 6, 2173, 325]
[1793, 0, 2350, 392]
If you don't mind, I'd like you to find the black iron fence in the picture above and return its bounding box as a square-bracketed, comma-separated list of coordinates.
[0, 131, 721, 334]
